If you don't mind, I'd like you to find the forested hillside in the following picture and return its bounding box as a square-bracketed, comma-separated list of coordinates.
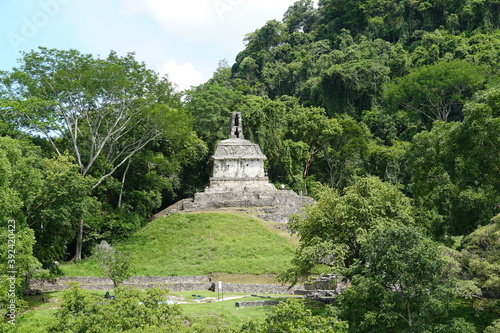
[1, 0, 500, 331]
[186, 0, 499, 237]
[184, 0, 500, 330]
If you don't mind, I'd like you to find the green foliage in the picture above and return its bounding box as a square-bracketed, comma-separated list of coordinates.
[244, 298, 348, 332]
[280, 176, 416, 285]
[185, 82, 243, 152]
[0, 137, 43, 310]
[0, 47, 198, 260]
[338, 225, 473, 333]
[283, 0, 318, 34]
[0, 138, 98, 267]
[458, 219, 500, 307]
[50, 284, 183, 332]
[0, 225, 40, 314]
[284, 104, 343, 180]
[317, 34, 391, 117]
[2, 2, 500, 330]
[384, 59, 488, 123]
[366, 140, 409, 185]
[317, 0, 500, 42]
[320, 117, 369, 188]
[484, 319, 500, 333]
[94, 241, 133, 287]
[28, 154, 97, 268]
[408, 86, 500, 237]
[237, 96, 369, 192]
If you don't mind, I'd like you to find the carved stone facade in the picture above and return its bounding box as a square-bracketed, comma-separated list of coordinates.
[209, 139, 273, 189]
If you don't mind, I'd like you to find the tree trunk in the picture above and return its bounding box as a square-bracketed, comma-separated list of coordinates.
[73, 218, 84, 261]
[118, 159, 131, 208]
[303, 159, 312, 179]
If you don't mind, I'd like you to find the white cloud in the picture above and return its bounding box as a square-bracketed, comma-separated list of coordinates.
[123, 0, 213, 23]
[159, 60, 205, 91]
[122, 0, 298, 52]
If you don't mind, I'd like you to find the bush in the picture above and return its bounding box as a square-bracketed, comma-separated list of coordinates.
[50, 284, 183, 332]
[242, 298, 347, 333]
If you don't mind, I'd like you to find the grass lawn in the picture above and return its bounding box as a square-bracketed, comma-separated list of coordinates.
[5, 289, 294, 333]
[61, 211, 297, 278]
[20, 212, 300, 331]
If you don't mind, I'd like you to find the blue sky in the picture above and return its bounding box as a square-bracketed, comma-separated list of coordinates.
[0, 0, 303, 91]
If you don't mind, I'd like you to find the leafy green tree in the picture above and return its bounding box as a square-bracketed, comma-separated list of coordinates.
[50, 284, 183, 332]
[338, 225, 474, 333]
[0, 47, 191, 260]
[485, 319, 500, 333]
[28, 154, 97, 269]
[362, 106, 421, 143]
[243, 298, 347, 332]
[94, 241, 132, 288]
[283, 0, 318, 34]
[280, 176, 415, 285]
[0, 137, 43, 315]
[285, 105, 342, 180]
[317, 32, 391, 117]
[239, 96, 312, 191]
[408, 86, 500, 237]
[241, 96, 290, 183]
[384, 59, 488, 123]
[458, 216, 500, 306]
[0, 136, 97, 279]
[0, 225, 40, 318]
[320, 117, 369, 188]
[366, 140, 410, 185]
[241, 96, 370, 192]
[184, 82, 243, 152]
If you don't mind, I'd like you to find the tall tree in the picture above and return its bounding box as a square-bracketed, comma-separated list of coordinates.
[27, 154, 96, 268]
[280, 176, 416, 285]
[338, 225, 475, 333]
[459, 217, 500, 304]
[408, 86, 500, 237]
[0, 48, 188, 260]
[283, 0, 318, 34]
[384, 59, 488, 123]
[0, 137, 43, 312]
[285, 105, 342, 179]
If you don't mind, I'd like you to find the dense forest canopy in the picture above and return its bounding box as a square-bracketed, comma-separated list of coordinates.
[1, 0, 500, 331]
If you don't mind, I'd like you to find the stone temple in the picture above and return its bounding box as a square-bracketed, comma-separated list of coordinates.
[206, 112, 275, 191]
[179, 112, 313, 223]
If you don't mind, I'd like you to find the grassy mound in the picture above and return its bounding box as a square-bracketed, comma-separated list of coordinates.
[62, 212, 296, 277]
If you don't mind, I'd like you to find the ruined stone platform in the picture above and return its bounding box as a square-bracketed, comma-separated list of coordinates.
[182, 186, 313, 223]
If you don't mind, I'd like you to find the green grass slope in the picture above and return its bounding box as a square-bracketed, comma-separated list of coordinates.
[62, 212, 296, 277]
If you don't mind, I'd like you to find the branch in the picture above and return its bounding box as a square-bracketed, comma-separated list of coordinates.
[21, 110, 62, 156]
[91, 132, 161, 190]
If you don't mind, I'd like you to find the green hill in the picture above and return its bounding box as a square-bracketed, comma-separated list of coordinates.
[62, 212, 297, 278]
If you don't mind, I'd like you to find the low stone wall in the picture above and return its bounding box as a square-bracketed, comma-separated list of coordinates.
[149, 199, 192, 221]
[304, 274, 349, 293]
[29, 276, 303, 295]
[217, 283, 301, 295]
[235, 300, 282, 307]
[30, 276, 211, 292]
